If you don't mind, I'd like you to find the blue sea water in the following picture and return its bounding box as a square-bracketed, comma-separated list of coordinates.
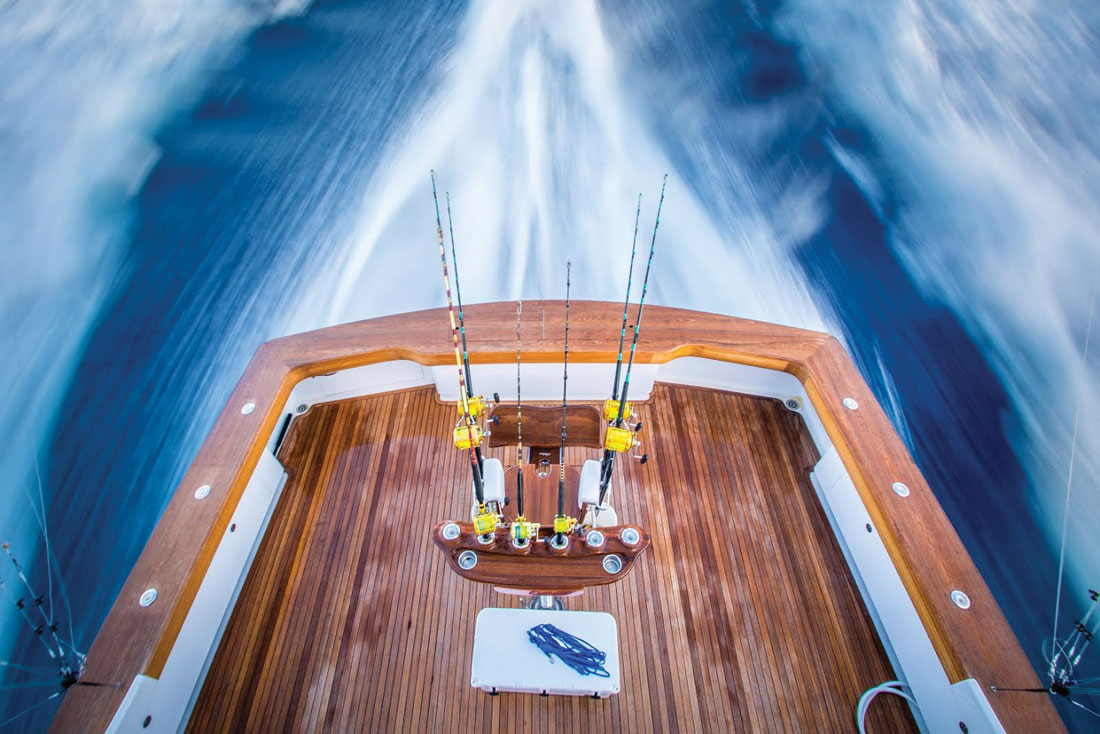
[2, 0, 1099, 730]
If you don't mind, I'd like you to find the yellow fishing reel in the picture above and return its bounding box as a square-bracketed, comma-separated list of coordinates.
[552, 515, 577, 535]
[456, 391, 500, 419]
[458, 394, 488, 418]
[510, 518, 540, 543]
[604, 424, 639, 453]
[603, 398, 633, 422]
[453, 423, 483, 451]
[472, 504, 500, 536]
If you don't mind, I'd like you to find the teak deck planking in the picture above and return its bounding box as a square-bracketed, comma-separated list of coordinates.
[53, 302, 1063, 732]
[189, 385, 914, 732]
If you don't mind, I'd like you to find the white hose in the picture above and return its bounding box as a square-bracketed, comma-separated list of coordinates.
[857, 680, 918, 733]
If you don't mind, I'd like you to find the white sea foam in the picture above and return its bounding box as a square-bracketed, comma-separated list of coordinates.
[778, 0, 1100, 612]
[303, 0, 836, 341]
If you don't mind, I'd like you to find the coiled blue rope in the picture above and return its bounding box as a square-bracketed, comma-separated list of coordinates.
[527, 623, 610, 678]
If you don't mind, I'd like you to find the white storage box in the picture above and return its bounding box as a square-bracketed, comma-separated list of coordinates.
[470, 608, 620, 698]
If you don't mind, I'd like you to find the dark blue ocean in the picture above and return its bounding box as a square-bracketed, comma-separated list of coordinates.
[2, 0, 1098, 730]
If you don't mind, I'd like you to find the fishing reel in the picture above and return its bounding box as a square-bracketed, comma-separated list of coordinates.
[453, 422, 483, 450]
[510, 518, 540, 545]
[457, 392, 500, 420]
[472, 503, 501, 536]
[604, 419, 644, 453]
[603, 398, 635, 423]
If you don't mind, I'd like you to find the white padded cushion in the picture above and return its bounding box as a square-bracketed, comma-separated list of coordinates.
[577, 459, 602, 508]
[479, 457, 506, 504]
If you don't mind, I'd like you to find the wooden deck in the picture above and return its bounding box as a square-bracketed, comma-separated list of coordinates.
[188, 384, 915, 732]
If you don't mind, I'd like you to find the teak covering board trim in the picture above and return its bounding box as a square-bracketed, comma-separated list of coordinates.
[52, 301, 1063, 732]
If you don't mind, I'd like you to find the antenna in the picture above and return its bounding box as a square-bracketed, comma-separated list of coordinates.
[597, 175, 667, 507]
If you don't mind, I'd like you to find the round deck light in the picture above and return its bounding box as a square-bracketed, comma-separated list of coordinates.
[950, 590, 971, 609]
[241, 402, 256, 415]
[586, 530, 606, 549]
[194, 484, 211, 500]
[620, 527, 640, 546]
[139, 588, 158, 607]
[892, 482, 910, 497]
[441, 522, 461, 541]
[602, 555, 623, 574]
[842, 397, 859, 410]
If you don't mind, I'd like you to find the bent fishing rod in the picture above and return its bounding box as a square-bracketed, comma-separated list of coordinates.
[598, 175, 667, 507]
[431, 172, 487, 512]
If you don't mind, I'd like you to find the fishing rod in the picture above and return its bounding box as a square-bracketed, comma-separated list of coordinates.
[445, 192, 474, 399]
[431, 172, 495, 536]
[510, 302, 538, 545]
[444, 192, 498, 476]
[516, 301, 524, 517]
[605, 193, 642, 419]
[551, 263, 576, 547]
[597, 175, 667, 508]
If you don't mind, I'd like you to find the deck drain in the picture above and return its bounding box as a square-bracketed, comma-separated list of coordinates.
[586, 530, 606, 549]
[621, 527, 640, 546]
[602, 555, 623, 574]
[441, 522, 460, 541]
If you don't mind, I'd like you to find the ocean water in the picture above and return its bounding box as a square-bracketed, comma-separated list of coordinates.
[2, 0, 1098, 729]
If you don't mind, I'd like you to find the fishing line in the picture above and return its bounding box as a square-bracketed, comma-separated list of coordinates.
[0, 690, 61, 729]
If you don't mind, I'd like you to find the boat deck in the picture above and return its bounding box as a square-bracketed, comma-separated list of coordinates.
[188, 383, 914, 732]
